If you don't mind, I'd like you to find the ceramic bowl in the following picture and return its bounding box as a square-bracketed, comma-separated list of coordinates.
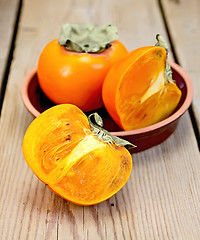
[21, 61, 193, 153]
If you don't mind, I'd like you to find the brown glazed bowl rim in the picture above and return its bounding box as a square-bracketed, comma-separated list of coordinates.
[21, 61, 193, 136]
[21, 65, 40, 118]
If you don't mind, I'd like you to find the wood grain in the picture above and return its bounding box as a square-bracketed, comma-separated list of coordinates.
[0, 0, 20, 100]
[0, 0, 200, 239]
[161, 0, 200, 132]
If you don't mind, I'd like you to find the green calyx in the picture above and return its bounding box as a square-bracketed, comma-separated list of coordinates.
[88, 113, 136, 150]
[155, 34, 174, 84]
[58, 23, 118, 53]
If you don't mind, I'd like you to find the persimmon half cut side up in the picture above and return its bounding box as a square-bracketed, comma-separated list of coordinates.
[102, 44, 182, 131]
[22, 104, 133, 206]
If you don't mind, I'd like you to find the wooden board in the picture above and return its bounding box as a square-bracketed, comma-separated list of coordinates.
[161, 0, 200, 132]
[0, 0, 20, 100]
[0, 0, 200, 239]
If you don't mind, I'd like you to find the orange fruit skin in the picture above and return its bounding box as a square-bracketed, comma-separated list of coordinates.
[22, 104, 132, 206]
[37, 39, 128, 112]
[102, 46, 182, 130]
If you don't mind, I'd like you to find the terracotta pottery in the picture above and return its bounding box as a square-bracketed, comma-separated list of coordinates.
[21, 61, 193, 153]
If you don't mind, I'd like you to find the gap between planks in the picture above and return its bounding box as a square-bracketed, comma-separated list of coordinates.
[0, 0, 23, 115]
[157, 0, 200, 151]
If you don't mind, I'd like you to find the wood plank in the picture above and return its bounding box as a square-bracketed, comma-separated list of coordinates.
[0, 0, 20, 100]
[161, 0, 200, 132]
[0, 0, 200, 239]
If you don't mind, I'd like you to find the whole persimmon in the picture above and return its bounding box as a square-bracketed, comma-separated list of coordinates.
[22, 104, 134, 206]
[102, 35, 182, 130]
[37, 24, 128, 112]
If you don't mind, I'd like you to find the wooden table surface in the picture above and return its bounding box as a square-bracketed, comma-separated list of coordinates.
[0, 0, 200, 239]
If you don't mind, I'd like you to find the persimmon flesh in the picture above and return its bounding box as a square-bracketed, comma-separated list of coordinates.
[22, 104, 132, 205]
[102, 46, 182, 130]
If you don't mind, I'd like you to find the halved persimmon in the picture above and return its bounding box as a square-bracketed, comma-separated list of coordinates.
[102, 35, 182, 130]
[22, 104, 133, 206]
